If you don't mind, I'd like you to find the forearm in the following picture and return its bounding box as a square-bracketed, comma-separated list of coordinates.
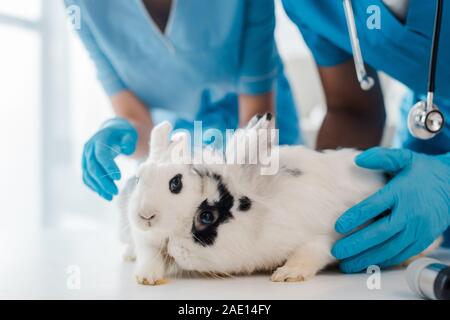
[238, 92, 274, 127]
[316, 61, 385, 150]
[317, 109, 385, 150]
[111, 91, 153, 159]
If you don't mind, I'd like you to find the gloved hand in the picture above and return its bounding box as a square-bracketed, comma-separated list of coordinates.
[332, 147, 450, 273]
[82, 117, 138, 201]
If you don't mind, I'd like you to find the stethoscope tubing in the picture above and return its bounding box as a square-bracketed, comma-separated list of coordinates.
[427, 0, 443, 101]
[343, 0, 445, 138]
[342, 0, 374, 91]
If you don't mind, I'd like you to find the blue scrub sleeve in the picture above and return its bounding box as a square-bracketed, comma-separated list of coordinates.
[282, 0, 351, 67]
[238, 0, 277, 95]
[64, 0, 127, 96]
[301, 27, 352, 67]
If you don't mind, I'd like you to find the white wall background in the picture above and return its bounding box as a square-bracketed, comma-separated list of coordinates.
[0, 1, 43, 233]
[0, 0, 407, 234]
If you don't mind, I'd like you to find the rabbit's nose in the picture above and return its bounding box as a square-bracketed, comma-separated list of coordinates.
[139, 211, 156, 221]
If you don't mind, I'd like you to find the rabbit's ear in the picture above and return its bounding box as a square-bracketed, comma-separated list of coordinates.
[245, 113, 264, 130]
[169, 130, 191, 164]
[171, 131, 189, 145]
[255, 112, 277, 153]
[149, 121, 173, 161]
[226, 113, 276, 165]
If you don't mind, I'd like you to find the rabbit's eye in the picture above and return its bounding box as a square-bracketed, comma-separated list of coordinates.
[199, 211, 214, 225]
[197, 210, 219, 228]
[193, 210, 219, 233]
[169, 174, 183, 194]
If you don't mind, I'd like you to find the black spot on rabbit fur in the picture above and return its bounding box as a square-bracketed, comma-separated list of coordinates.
[238, 196, 252, 211]
[192, 174, 234, 246]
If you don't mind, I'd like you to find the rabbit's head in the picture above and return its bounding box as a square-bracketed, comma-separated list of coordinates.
[128, 122, 203, 237]
[129, 116, 277, 274]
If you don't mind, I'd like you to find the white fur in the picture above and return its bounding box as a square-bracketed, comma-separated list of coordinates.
[123, 115, 386, 285]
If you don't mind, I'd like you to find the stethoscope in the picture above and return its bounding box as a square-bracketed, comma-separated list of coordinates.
[343, 0, 445, 140]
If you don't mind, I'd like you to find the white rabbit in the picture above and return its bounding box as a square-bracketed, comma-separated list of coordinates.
[122, 113, 434, 285]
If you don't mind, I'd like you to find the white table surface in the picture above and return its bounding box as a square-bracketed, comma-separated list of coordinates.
[1, 221, 449, 300]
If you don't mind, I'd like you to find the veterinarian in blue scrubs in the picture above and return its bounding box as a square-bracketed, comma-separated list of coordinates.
[66, 0, 301, 201]
[282, 0, 450, 271]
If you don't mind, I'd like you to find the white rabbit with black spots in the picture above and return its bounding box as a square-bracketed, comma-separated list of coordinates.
[122, 113, 430, 285]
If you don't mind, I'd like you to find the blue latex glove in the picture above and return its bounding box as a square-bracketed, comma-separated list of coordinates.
[332, 147, 450, 273]
[82, 117, 138, 201]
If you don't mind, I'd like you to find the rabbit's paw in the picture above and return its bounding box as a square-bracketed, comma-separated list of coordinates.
[134, 260, 167, 286]
[135, 275, 168, 286]
[271, 241, 333, 283]
[122, 244, 136, 262]
[270, 264, 317, 282]
[135, 271, 168, 286]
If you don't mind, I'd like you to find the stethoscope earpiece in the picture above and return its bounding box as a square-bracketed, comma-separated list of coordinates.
[360, 75, 375, 91]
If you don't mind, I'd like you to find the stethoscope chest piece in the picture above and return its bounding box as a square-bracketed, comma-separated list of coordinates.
[344, 0, 446, 140]
[408, 100, 445, 140]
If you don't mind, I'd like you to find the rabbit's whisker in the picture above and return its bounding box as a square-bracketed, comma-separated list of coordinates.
[98, 171, 122, 179]
[98, 142, 122, 155]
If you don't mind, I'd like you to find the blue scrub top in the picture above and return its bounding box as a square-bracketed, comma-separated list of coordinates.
[64, 0, 301, 145]
[282, 0, 450, 246]
[282, 0, 450, 153]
